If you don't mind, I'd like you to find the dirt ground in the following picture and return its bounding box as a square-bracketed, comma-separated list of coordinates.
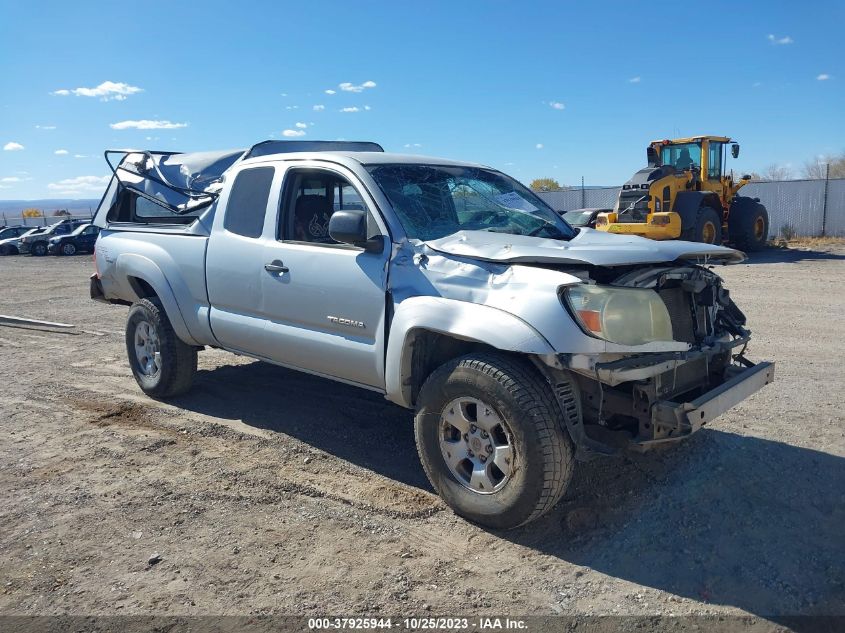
[0, 245, 843, 623]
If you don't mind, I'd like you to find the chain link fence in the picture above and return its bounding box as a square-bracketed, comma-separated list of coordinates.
[1, 212, 95, 228]
[537, 178, 845, 238]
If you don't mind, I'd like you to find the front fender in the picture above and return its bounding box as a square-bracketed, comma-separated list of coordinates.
[384, 296, 554, 408]
[113, 253, 200, 346]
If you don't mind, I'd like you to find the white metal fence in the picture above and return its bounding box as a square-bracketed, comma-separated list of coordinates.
[537, 178, 845, 238]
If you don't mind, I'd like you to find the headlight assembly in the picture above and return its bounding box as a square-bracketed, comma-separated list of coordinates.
[563, 284, 673, 345]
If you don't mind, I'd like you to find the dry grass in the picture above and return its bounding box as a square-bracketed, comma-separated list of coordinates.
[784, 236, 845, 248]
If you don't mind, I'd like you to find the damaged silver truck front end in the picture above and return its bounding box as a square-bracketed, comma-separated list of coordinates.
[385, 228, 774, 461]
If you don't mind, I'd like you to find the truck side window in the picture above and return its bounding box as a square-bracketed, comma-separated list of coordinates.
[280, 169, 373, 244]
[224, 167, 275, 238]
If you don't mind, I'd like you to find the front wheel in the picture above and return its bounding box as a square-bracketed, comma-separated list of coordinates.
[125, 298, 197, 398]
[61, 242, 77, 256]
[685, 206, 723, 244]
[414, 353, 574, 529]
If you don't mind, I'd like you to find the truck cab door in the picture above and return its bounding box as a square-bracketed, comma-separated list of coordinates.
[206, 165, 281, 356]
[259, 164, 389, 389]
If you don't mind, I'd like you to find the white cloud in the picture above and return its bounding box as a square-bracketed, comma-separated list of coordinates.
[280, 92, 288, 97]
[325, 89, 336, 95]
[364, 105, 372, 111]
[817, 73, 830, 81]
[313, 104, 325, 111]
[536, 143, 544, 149]
[285, 105, 299, 110]
[752, 81, 762, 87]
[54, 149, 69, 155]
[110, 119, 188, 130]
[339, 80, 376, 93]
[47, 175, 110, 195]
[767, 34, 793, 45]
[52, 80, 143, 101]
[3, 142, 24, 151]
[282, 129, 306, 137]
[340, 107, 361, 113]
[74, 154, 87, 159]
[403, 143, 422, 148]
[549, 100, 565, 109]
[628, 76, 641, 83]
[0, 176, 22, 183]
[35, 124, 56, 130]
[295, 122, 308, 128]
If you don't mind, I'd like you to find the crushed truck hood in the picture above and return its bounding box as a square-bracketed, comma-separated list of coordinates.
[424, 228, 745, 266]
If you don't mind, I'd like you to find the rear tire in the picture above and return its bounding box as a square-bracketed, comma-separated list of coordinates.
[125, 298, 197, 398]
[683, 206, 723, 244]
[31, 242, 48, 257]
[729, 197, 769, 252]
[414, 352, 574, 530]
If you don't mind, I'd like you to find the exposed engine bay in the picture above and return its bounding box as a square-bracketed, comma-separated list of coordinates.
[548, 262, 770, 458]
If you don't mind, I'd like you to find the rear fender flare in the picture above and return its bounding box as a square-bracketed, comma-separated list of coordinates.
[384, 296, 555, 408]
[114, 253, 199, 346]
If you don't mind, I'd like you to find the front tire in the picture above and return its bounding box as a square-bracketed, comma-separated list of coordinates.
[125, 298, 197, 398]
[61, 242, 77, 256]
[684, 206, 723, 244]
[414, 353, 574, 530]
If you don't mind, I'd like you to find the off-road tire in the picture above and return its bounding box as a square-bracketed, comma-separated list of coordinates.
[31, 241, 48, 256]
[414, 352, 574, 530]
[729, 197, 769, 252]
[125, 298, 197, 398]
[682, 206, 723, 244]
[60, 242, 77, 256]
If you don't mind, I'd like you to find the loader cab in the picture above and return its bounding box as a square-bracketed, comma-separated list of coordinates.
[653, 136, 731, 183]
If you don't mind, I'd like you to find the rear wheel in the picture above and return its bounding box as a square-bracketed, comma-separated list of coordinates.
[414, 352, 574, 529]
[31, 241, 48, 256]
[125, 298, 197, 398]
[683, 206, 723, 244]
[729, 197, 769, 252]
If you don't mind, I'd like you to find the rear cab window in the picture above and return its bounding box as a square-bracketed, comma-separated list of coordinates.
[223, 167, 275, 238]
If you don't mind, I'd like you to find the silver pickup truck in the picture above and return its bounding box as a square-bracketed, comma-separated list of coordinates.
[90, 140, 774, 529]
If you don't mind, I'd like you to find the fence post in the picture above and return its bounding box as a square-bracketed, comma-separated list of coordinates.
[821, 162, 830, 237]
[581, 176, 585, 208]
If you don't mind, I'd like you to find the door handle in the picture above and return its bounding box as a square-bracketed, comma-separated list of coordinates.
[264, 260, 289, 273]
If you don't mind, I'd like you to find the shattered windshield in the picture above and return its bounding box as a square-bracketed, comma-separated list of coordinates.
[367, 164, 576, 241]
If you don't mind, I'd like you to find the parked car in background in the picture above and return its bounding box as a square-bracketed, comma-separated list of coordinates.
[560, 208, 610, 229]
[0, 225, 29, 241]
[48, 223, 100, 256]
[0, 227, 47, 255]
[19, 219, 88, 256]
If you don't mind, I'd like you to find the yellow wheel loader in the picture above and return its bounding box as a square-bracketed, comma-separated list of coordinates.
[595, 136, 769, 251]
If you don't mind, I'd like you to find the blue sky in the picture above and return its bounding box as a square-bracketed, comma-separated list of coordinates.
[1, 0, 842, 199]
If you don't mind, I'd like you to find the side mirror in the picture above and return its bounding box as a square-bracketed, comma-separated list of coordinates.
[328, 209, 383, 253]
[731, 143, 740, 159]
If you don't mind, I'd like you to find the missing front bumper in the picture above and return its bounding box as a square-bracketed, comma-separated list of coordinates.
[632, 360, 775, 450]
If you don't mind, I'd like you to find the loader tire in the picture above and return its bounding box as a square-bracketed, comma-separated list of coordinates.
[683, 206, 723, 244]
[729, 197, 769, 252]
